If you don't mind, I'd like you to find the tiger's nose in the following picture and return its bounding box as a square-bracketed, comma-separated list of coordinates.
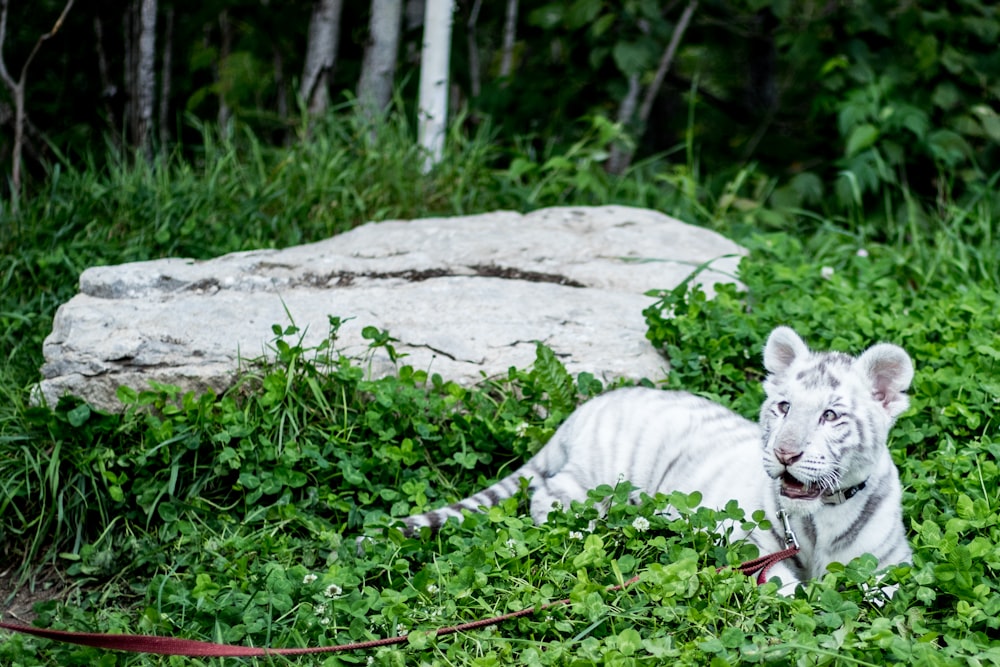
[775, 448, 803, 466]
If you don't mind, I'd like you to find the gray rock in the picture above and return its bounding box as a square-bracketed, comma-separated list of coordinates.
[38, 206, 744, 412]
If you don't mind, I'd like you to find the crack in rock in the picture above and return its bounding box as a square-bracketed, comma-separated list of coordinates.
[302, 264, 584, 289]
[403, 342, 485, 365]
[467, 264, 585, 287]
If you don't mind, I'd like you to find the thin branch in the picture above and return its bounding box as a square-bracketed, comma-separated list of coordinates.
[637, 0, 697, 126]
[0, 0, 14, 92]
[0, 0, 76, 197]
[19, 0, 76, 88]
[607, 0, 698, 175]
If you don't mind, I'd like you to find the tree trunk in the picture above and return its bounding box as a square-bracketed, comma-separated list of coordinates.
[417, 0, 453, 172]
[124, 5, 134, 141]
[300, 0, 344, 116]
[158, 6, 173, 148]
[93, 16, 121, 150]
[465, 0, 481, 99]
[499, 0, 517, 79]
[134, 0, 157, 161]
[605, 73, 640, 175]
[357, 0, 403, 122]
[273, 47, 290, 144]
[217, 9, 232, 127]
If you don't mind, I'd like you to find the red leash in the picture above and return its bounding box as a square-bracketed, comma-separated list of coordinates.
[0, 542, 800, 656]
[737, 509, 802, 584]
[734, 546, 801, 585]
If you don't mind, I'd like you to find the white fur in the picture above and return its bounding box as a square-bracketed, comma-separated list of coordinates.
[393, 327, 913, 591]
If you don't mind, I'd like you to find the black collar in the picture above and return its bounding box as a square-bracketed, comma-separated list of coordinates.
[820, 479, 868, 505]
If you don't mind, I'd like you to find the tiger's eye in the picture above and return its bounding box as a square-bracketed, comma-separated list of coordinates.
[821, 409, 838, 422]
[776, 401, 790, 415]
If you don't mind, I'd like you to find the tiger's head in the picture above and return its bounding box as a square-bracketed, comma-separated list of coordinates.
[757, 327, 913, 510]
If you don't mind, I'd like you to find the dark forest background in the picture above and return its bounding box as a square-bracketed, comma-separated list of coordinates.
[2, 0, 998, 218]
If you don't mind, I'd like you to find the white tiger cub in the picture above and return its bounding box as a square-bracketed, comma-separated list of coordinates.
[392, 327, 914, 590]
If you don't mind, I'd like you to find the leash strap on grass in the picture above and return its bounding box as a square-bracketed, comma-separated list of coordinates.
[0, 576, 641, 657]
[3, 549, 801, 658]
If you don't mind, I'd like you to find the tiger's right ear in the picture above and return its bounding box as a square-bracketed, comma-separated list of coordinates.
[763, 326, 810, 375]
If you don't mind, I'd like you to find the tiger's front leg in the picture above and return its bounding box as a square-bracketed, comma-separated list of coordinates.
[528, 472, 589, 523]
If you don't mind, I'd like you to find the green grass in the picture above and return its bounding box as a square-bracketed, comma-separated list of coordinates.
[2, 108, 1000, 665]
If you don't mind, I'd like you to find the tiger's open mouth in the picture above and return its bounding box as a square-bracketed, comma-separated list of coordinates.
[780, 473, 823, 500]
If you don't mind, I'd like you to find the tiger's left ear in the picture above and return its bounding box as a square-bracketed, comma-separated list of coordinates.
[856, 343, 914, 418]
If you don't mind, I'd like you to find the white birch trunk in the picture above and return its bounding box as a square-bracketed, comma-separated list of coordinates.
[136, 0, 157, 161]
[417, 0, 453, 172]
[300, 0, 344, 116]
[357, 0, 403, 121]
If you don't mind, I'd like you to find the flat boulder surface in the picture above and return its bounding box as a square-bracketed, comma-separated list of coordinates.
[39, 206, 744, 412]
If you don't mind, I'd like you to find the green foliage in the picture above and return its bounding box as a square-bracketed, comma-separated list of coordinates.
[744, 0, 1000, 226]
[1, 99, 1000, 665]
[640, 229, 1000, 664]
[6, 224, 1000, 664]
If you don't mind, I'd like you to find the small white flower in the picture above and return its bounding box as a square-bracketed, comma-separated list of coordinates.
[514, 422, 530, 437]
[319, 616, 331, 626]
[821, 266, 835, 280]
[395, 623, 407, 635]
[426, 584, 439, 594]
[302, 573, 318, 585]
[324, 583, 343, 598]
[314, 603, 327, 616]
[504, 538, 517, 549]
[857, 248, 869, 257]
[631, 516, 650, 532]
[568, 531, 584, 540]
[367, 658, 375, 666]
